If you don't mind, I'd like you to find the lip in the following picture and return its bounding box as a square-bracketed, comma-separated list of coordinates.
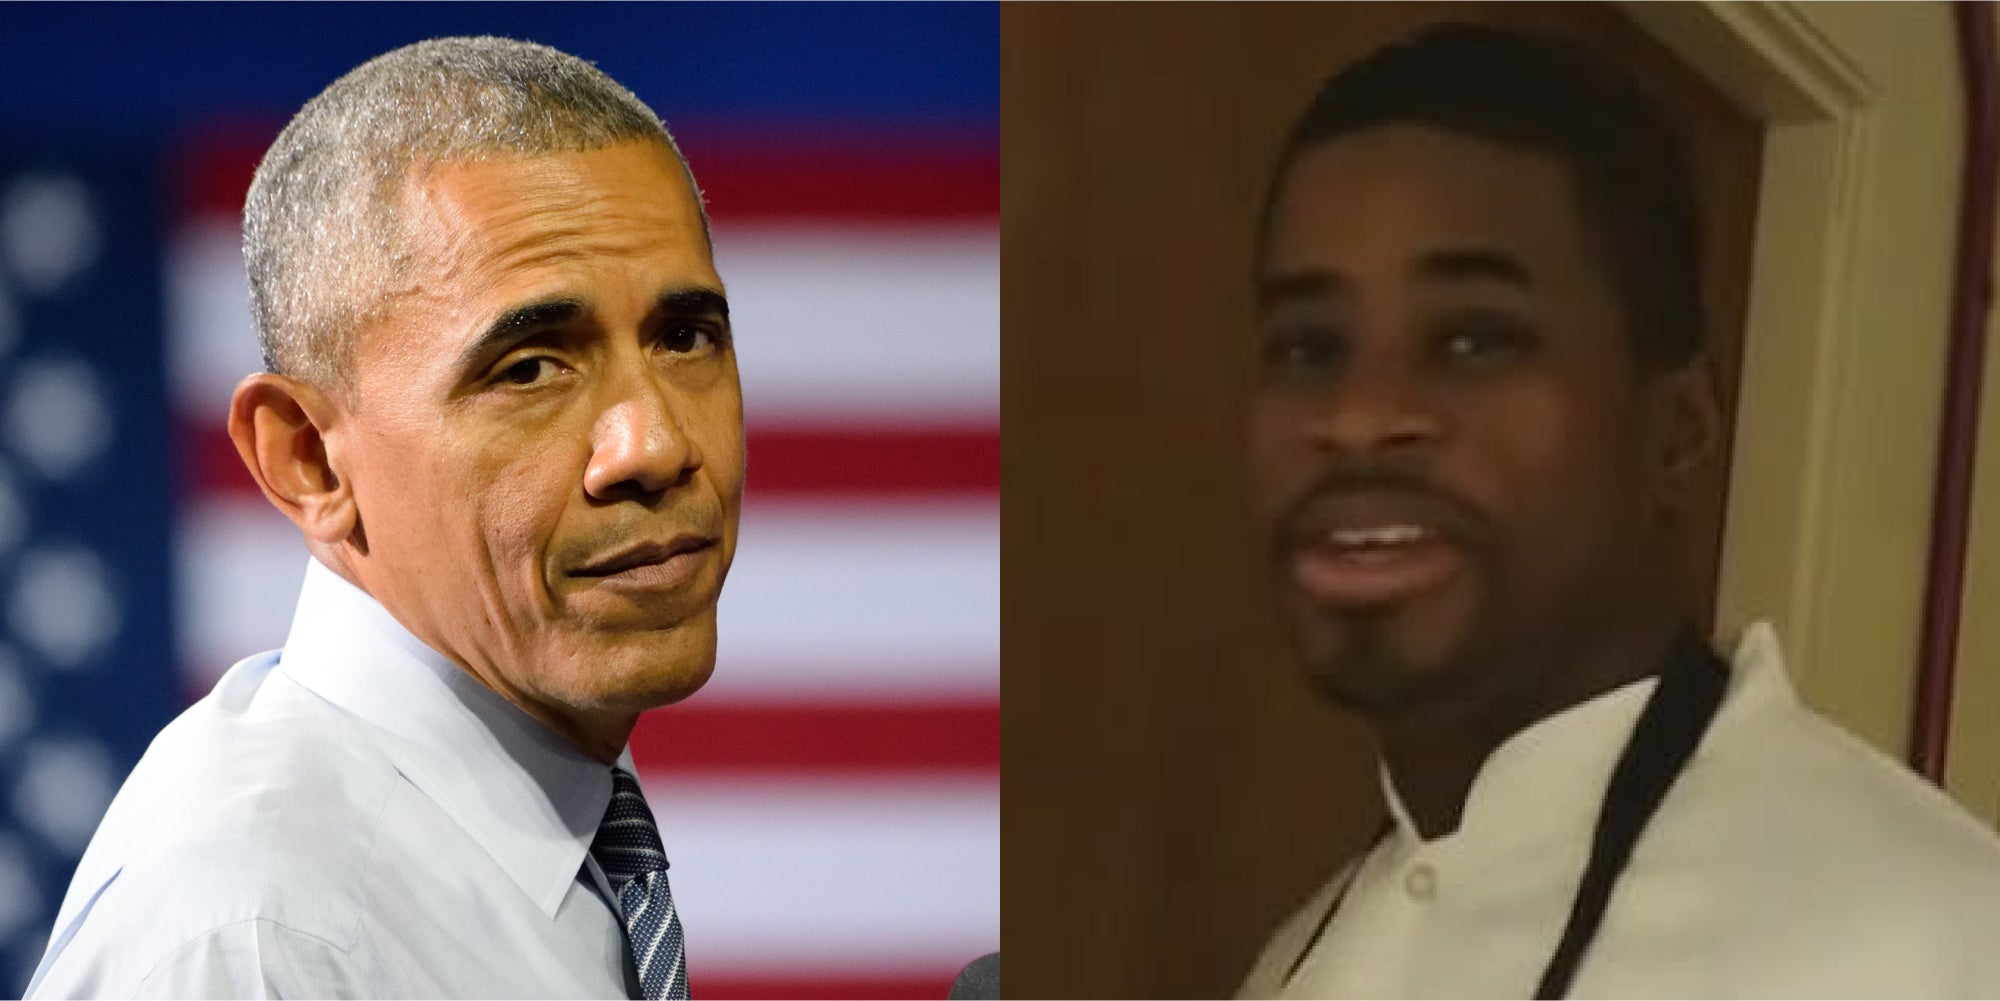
[570, 535, 719, 591]
[1280, 490, 1479, 609]
[1291, 534, 1464, 608]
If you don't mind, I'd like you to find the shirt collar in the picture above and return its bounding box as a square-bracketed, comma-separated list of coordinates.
[1377, 622, 1793, 861]
[277, 557, 619, 917]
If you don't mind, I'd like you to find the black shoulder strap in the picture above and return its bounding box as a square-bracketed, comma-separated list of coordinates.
[1534, 629, 1729, 999]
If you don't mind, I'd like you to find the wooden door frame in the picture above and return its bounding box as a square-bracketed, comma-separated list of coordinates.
[1950, 10, 2000, 824]
[1616, 1, 1963, 769]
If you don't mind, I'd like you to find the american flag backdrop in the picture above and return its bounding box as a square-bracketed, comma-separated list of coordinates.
[0, 5, 997, 998]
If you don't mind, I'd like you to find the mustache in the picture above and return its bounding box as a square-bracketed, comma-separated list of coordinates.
[1271, 458, 1493, 554]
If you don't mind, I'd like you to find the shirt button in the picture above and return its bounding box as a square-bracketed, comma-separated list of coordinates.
[1404, 864, 1438, 900]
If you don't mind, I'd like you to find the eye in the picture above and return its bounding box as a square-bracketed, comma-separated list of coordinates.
[1436, 315, 1535, 368]
[496, 356, 560, 386]
[660, 322, 720, 355]
[1259, 323, 1348, 381]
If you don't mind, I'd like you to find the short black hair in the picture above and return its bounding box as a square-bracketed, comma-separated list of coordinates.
[1257, 23, 1705, 369]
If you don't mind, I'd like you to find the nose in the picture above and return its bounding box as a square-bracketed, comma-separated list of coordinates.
[584, 370, 703, 501]
[1301, 359, 1445, 457]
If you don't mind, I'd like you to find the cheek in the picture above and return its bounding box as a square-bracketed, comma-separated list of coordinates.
[693, 387, 748, 500]
[1246, 396, 1320, 524]
[352, 425, 457, 534]
[474, 471, 559, 557]
[455, 428, 585, 586]
[712, 425, 748, 500]
[1458, 381, 1648, 561]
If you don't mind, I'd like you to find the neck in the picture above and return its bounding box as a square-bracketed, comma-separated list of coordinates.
[477, 677, 638, 764]
[517, 699, 638, 764]
[1376, 612, 1684, 840]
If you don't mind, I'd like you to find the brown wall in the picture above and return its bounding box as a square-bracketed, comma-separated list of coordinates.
[1000, 4, 1760, 997]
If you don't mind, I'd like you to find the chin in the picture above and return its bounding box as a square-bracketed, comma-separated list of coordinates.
[1291, 600, 1476, 718]
[562, 623, 719, 713]
[613, 663, 714, 712]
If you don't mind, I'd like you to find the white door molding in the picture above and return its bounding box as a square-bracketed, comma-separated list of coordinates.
[1619, 1, 1963, 761]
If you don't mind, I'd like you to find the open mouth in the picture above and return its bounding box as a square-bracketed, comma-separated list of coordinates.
[1292, 522, 1464, 608]
[1281, 489, 1478, 609]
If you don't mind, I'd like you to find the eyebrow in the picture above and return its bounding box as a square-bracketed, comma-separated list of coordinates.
[457, 296, 588, 374]
[1255, 248, 1533, 313]
[655, 285, 729, 322]
[455, 284, 732, 376]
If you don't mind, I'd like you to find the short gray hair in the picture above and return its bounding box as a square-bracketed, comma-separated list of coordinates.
[243, 35, 707, 390]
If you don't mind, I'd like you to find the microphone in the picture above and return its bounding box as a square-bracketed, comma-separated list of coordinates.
[947, 952, 1000, 1000]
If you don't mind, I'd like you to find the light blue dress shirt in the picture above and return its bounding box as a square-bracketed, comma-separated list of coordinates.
[27, 559, 640, 998]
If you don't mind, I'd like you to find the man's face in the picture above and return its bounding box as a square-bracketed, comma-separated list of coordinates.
[337, 140, 743, 725]
[1251, 124, 1674, 718]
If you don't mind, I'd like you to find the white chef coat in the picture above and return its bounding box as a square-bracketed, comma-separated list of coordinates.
[1238, 623, 2000, 999]
[26, 559, 640, 999]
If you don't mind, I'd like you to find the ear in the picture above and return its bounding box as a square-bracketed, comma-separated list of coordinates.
[1645, 354, 1723, 522]
[227, 373, 357, 548]
[1660, 354, 1723, 479]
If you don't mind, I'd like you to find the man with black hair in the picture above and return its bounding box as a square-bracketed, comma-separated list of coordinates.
[1238, 23, 2000, 998]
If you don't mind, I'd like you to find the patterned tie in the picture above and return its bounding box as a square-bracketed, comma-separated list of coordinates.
[591, 768, 690, 1000]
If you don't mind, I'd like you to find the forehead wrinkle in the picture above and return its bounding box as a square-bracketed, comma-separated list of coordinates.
[417, 193, 703, 300]
[364, 147, 717, 382]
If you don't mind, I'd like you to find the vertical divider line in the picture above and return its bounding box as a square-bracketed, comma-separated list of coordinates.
[1911, 0, 1998, 781]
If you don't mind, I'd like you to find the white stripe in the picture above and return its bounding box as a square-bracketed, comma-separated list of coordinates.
[624, 882, 654, 928]
[644, 775, 997, 973]
[164, 220, 259, 418]
[168, 219, 999, 426]
[715, 224, 997, 424]
[711, 499, 998, 700]
[175, 498, 306, 691]
[176, 496, 998, 699]
[635, 889, 674, 983]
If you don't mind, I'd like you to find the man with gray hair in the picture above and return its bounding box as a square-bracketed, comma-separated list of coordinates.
[28, 36, 739, 999]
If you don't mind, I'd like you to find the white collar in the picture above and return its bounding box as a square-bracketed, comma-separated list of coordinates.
[1377, 622, 1793, 862]
[276, 557, 624, 918]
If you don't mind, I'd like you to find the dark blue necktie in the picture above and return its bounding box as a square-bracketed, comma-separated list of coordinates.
[591, 768, 689, 1000]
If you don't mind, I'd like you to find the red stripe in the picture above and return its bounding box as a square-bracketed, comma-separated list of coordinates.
[181, 422, 255, 497]
[180, 421, 997, 498]
[173, 128, 995, 222]
[747, 426, 997, 496]
[695, 973, 956, 1000]
[631, 700, 997, 775]
[170, 122, 279, 220]
[1911, 0, 2000, 779]
[690, 149, 996, 223]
